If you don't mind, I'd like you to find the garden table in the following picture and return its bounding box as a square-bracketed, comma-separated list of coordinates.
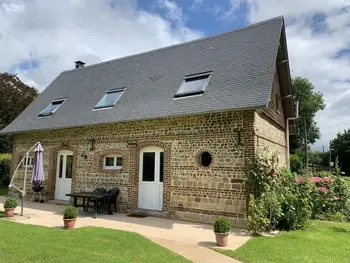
[66, 192, 114, 218]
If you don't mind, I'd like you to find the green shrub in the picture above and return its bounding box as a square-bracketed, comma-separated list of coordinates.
[0, 154, 11, 186]
[262, 190, 283, 231]
[63, 206, 79, 219]
[246, 194, 270, 236]
[311, 172, 350, 220]
[4, 197, 17, 209]
[213, 217, 231, 233]
[245, 149, 314, 234]
[245, 147, 279, 197]
[328, 212, 346, 222]
[290, 154, 303, 173]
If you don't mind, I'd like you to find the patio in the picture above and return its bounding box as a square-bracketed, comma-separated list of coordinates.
[0, 196, 249, 263]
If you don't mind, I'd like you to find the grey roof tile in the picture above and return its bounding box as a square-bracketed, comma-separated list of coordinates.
[1, 16, 284, 134]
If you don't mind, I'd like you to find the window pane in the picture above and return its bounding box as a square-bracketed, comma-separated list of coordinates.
[176, 75, 209, 97]
[39, 100, 64, 116]
[142, 152, 155, 182]
[95, 91, 123, 108]
[59, 155, 64, 178]
[159, 152, 164, 183]
[65, 155, 73, 179]
[116, 157, 123, 167]
[105, 157, 115, 166]
[200, 152, 212, 167]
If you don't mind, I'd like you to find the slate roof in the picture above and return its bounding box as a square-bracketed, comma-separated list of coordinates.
[1, 16, 288, 135]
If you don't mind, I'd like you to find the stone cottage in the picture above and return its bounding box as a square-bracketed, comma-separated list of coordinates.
[1, 16, 294, 226]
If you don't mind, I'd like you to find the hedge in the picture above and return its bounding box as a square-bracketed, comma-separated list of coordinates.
[0, 153, 11, 186]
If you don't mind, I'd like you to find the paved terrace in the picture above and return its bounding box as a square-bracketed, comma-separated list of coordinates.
[0, 196, 250, 263]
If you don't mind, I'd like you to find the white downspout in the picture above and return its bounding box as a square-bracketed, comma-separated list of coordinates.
[286, 101, 299, 168]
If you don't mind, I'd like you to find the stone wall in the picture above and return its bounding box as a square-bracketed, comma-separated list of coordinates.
[11, 110, 256, 226]
[254, 69, 287, 166]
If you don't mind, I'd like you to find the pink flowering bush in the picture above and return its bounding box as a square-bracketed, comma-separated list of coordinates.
[245, 148, 314, 233]
[310, 171, 350, 219]
[245, 149, 350, 235]
[317, 187, 328, 194]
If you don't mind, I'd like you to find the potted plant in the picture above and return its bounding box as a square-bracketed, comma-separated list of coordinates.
[214, 217, 231, 247]
[4, 198, 18, 217]
[63, 205, 79, 229]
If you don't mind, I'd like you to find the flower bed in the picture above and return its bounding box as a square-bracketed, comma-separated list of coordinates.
[245, 148, 350, 235]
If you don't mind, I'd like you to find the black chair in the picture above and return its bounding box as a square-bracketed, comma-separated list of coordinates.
[84, 187, 106, 212]
[107, 188, 120, 212]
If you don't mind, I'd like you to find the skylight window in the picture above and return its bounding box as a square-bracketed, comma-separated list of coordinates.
[94, 89, 125, 109]
[38, 99, 66, 117]
[175, 72, 211, 98]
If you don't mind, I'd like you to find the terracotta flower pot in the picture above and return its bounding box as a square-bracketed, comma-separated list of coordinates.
[214, 232, 230, 247]
[5, 208, 15, 217]
[63, 218, 76, 229]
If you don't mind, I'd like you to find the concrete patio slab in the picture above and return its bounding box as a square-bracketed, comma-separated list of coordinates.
[0, 196, 248, 263]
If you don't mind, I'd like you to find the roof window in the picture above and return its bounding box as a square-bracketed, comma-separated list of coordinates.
[38, 98, 66, 117]
[94, 89, 125, 109]
[175, 72, 211, 98]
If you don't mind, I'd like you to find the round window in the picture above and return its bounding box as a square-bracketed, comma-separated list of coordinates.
[200, 152, 212, 167]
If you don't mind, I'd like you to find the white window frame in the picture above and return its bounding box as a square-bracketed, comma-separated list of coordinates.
[21, 156, 34, 168]
[103, 155, 123, 170]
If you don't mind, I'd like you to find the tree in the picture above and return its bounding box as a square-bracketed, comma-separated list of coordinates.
[0, 73, 38, 153]
[290, 77, 325, 153]
[290, 154, 303, 173]
[331, 129, 350, 174]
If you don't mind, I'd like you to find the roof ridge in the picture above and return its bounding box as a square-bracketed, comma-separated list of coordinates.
[63, 16, 284, 74]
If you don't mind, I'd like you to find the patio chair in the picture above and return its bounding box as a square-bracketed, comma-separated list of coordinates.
[84, 187, 107, 212]
[107, 187, 120, 212]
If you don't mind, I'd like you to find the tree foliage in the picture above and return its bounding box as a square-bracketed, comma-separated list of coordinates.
[331, 129, 350, 174]
[290, 154, 303, 173]
[290, 77, 325, 153]
[0, 73, 38, 152]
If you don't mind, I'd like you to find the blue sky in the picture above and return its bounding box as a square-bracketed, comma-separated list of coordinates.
[0, 0, 350, 149]
[137, 0, 248, 35]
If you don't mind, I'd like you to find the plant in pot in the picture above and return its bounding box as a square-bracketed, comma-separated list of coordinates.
[214, 217, 231, 247]
[63, 205, 79, 229]
[4, 198, 18, 217]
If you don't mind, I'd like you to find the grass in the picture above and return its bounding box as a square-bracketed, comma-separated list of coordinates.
[214, 221, 350, 263]
[0, 187, 7, 196]
[0, 220, 190, 263]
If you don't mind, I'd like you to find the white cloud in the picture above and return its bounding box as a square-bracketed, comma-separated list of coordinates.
[227, 0, 350, 149]
[189, 0, 203, 11]
[0, 0, 202, 90]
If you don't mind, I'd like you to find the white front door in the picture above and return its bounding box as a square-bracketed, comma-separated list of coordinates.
[138, 146, 164, 211]
[55, 150, 73, 201]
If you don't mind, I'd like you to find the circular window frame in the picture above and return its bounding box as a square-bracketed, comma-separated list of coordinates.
[196, 150, 213, 168]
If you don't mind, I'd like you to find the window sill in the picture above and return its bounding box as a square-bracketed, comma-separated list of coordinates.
[99, 167, 124, 174]
[102, 167, 122, 170]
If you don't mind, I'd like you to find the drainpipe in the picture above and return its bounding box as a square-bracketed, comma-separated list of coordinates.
[286, 101, 299, 168]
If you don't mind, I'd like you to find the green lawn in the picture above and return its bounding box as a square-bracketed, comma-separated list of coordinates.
[0, 220, 190, 263]
[0, 187, 8, 196]
[215, 221, 350, 263]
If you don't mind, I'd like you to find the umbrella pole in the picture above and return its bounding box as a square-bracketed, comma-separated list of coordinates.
[21, 153, 29, 216]
[21, 194, 24, 216]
